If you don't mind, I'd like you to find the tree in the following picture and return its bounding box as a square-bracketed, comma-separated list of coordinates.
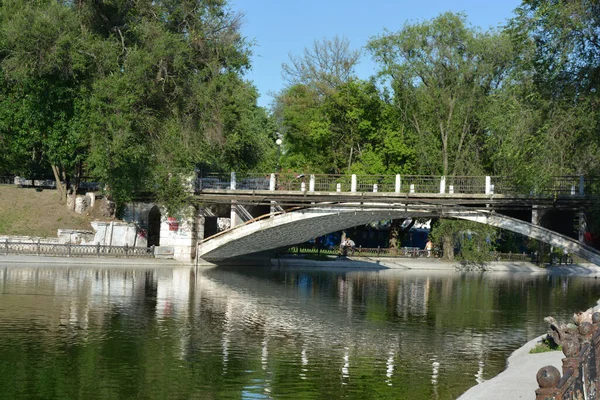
[501, 0, 600, 181]
[0, 0, 272, 216]
[274, 80, 412, 174]
[368, 12, 515, 176]
[0, 0, 97, 206]
[282, 35, 361, 97]
[508, 0, 600, 101]
[429, 219, 497, 262]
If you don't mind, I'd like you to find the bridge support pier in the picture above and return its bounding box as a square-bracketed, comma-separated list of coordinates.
[531, 205, 548, 226]
[159, 205, 206, 262]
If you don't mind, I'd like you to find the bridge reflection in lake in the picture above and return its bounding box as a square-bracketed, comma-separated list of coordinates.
[1, 264, 599, 399]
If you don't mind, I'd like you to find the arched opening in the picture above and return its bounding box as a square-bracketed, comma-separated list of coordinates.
[147, 206, 161, 247]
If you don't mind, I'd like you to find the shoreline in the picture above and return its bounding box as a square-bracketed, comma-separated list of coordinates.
[457, 335, 564, 400]
[3, 253, 600, 277]
[271, 254, 600, 275]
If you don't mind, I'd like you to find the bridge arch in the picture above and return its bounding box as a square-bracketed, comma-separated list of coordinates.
[197, 206, 600, 265]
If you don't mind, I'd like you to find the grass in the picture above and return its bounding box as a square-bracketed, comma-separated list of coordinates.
[303, 254, 335, 261]
[0, 185, 110, 238]
[530, 337, 562, 354]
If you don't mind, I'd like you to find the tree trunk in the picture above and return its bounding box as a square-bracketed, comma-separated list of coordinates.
[69, 159, 83, 212]
[388, 219, 402, 249]
[51, 164, 67, 204]
[442, 234, 454, 261]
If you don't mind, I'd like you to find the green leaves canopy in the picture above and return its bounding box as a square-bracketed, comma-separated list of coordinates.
[0, 0, 273, 214]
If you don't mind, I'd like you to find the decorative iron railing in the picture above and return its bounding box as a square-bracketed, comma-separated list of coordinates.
[5, 171, 599, 196]
[285, 246, 539, 262]
[0, 240, 155, 258]
[194, 172, 599, 197]
[535, 312, 600, 400]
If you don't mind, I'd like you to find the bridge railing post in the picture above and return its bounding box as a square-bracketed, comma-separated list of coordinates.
[440, 176, 446, 194]
[580, 175, 585, 196]
[485, 176, 491, 195]
[395, 175, 401, 193]
[309, 175, 315, 192]
[230, 172, 236, 190]
[351, 174, 357, 192]
[269, 173, 276, 191]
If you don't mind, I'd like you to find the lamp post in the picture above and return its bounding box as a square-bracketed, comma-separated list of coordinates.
[275, 138, 282, 172]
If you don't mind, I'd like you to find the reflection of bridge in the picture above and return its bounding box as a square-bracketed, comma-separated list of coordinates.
[190, 173, 600, 264]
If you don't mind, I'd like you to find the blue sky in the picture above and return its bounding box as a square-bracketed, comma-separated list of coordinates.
[231, 0, 523, 108]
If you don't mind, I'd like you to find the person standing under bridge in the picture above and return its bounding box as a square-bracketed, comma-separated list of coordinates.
[426, 239, 433, 257]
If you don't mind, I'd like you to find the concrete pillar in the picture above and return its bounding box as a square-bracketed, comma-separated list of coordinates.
[269, 173, 277, 216]
[351, 175, 357, 192]
[159, 206, 199, 263]
[439, 176, 446, 194]
[309, 175, 315, 192]
[449, 185, 454, 194]
[336, 183, 341, 192]
[531, 205, 543, 225]
[410, 184, 415, 194]
[395, 175, 401, 193]
[230, 172, 239, 226]
[301, 181, 306, 192]
[485, 176, 491, 195]
[230, 201, 242, 227]
[373, 184, 378, 193]
[230, 172, 236, 190]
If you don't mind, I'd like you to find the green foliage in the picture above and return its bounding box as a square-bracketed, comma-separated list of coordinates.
[275, 80, 412, 174]
[530, 337, 562, 354]
[429, 219, 498, 262]
[368, 12, 515, 176]
[0, 0, 274, 215]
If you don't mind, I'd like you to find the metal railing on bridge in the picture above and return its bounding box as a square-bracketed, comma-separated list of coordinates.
[195, 172, 600, 197]
[4, 172, 598, 197]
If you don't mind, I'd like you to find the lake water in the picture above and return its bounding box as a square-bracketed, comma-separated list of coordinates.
[0, 263, 599, 399]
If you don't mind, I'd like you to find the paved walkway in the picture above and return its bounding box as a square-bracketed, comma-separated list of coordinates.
[0, 254, 186, 267]
[458, 335, 564, 399]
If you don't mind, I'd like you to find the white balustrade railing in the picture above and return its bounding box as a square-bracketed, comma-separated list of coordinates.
[193, 173, 595, 196]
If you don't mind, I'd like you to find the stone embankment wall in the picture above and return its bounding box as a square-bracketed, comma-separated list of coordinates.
[2, 222, 147, 248]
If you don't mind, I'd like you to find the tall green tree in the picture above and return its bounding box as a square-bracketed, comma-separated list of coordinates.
[0, 0, 96, 205]
[502, 0, 600, 180]
[281, 35, 361, 97]
[368, 12, 515, 176]
[0, 0, 272, 215]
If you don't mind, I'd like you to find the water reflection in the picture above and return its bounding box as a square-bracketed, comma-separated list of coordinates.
[0, 264, 599, 399]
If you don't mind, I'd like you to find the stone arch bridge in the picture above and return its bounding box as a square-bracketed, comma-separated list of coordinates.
[196, 205, 600, 265]
[161, 172, 600, 263]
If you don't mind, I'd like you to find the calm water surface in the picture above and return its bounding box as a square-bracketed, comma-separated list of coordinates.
[1, 263, 599, 399]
